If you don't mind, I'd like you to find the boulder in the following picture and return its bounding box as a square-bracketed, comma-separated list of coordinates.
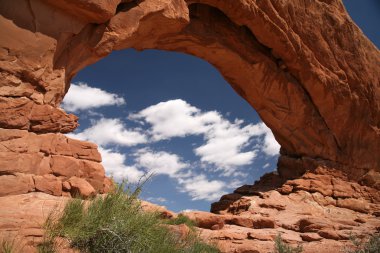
[182, 211, 224, 230]
[67, 177, 96, 198]
[298, 217, 332, 233]
[50, 155, 81, 178]
[34, 174, 62, 196]
[336, 198, 370, 213]
[140, 200, 176, 219]
[0, 173, 34, 197]
[300, 233, 323, 242]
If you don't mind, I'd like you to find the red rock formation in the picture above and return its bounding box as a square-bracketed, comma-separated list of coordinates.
[1, 0, 379, 180]
[191, 168, 380, 253]
[2, 169, 378, 252]
[0, 0, 379, 252]
[0, 128, 109, 197]
[0, 193, 69, 252]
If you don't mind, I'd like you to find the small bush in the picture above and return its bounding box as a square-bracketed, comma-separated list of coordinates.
[345, 233, 380, 253]
[273, 234, 303, 253]
[1, 238, 15, 253]
[0, 240, 14, 253]
[40, 182, 219, 253]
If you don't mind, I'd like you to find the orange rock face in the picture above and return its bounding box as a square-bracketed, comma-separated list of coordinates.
[196, 168, 380, 253]
[0, 128, 108, 197]
[0, 0, 379, 252]
[0, 193, 69, 253]
[0, 0, 379, 184]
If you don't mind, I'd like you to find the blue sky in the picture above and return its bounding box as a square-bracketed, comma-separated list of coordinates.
[62, 1, 380, 212]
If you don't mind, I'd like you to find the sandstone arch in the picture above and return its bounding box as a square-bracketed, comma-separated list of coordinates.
[0, 0, 379, 197]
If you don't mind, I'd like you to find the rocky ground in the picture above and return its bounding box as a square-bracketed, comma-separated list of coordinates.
[1, 166, 378, 253]
[183, 167, 380, 253]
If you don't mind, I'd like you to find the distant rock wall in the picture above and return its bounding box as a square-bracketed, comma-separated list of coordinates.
[0, 0, 379, 198]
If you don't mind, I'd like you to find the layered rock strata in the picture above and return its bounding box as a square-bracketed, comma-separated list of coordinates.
[0, 0, 380, 252]
[0, 128, 112, 198]
[187, 167, 380, 253]
[1, 167, 379, 252]
[1, 0, 379, 183]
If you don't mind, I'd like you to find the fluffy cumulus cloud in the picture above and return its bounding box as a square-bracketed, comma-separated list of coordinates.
[194, 121, 258, 174]
[131, 99, 218, 140]
[65, 83, 280, 202]
[262, 127, 281, 156]
[132, 99, 280, 175]
[68, 118, 147, 147]
[136, 150, 188, 177]
[177, 174, 226, 201]
[62, 82, 125, 111]
[133, 149, 229, 201]
[99, 147, 144, 183]
[246, 122, 281, 156]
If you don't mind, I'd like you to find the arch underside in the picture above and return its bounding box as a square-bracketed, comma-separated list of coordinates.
[0, 0, 379, 188]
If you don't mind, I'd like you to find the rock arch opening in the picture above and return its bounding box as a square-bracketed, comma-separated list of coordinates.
[0, 0, 379, 200]
[1, 0, 380, 251]
[63, 48, 280, 211]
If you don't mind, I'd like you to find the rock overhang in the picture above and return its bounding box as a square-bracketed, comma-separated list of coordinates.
[0, 0, 379, 196]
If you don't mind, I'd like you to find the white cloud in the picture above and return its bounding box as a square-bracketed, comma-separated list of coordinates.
[194, 121, 258, 174]
[136, 150, 188, 177]
[249, 122, 280, 156]
[228, 179, 245, 189]
[131, 99, 218, 140]
[68, 118, 147, 147]
[177, 174, 226, 201]
[262, 127, 281, 156]
[62, 82, 125, 111]
[132, 99, 280, 175]
[64, 93, 280, 203]
[99, 147, 144, 183]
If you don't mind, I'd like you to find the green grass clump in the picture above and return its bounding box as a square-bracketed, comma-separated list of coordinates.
[166, 214, 197, 227]
[40, 182, 219, 253]
[346, 233, 380, 253]
[273, 234, 303, 253]
[1, 238, 15, 253]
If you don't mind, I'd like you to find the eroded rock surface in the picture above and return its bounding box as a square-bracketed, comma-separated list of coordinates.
[0, 193, 68, 253]
[0, 0, 379, 181]
[0, 128, 110, 197]
[186, 168, 380, 253]
[0, 168, 379, 253]
[0, 0, 379, 252]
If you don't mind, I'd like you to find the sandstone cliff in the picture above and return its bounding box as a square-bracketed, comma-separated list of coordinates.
[1, 0, 379, 187]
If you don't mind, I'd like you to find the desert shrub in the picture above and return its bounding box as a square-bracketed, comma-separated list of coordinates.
[1, 238, 15, 253]
[273, 234, 303, 253]
[40, 182, 219, 253]
[345, 233, 380, 253]
[166, 214, 197, 228]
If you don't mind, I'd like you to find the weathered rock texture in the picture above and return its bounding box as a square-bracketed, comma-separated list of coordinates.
[0, 0, 379, 185]
[0, 192, 174, 252]
[0, 128, 111, 198]
[187, 168, 380, 253]
[0, 193, 69, 252]
[2, 168, 378, 253]
[0, 0, 380, 252]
